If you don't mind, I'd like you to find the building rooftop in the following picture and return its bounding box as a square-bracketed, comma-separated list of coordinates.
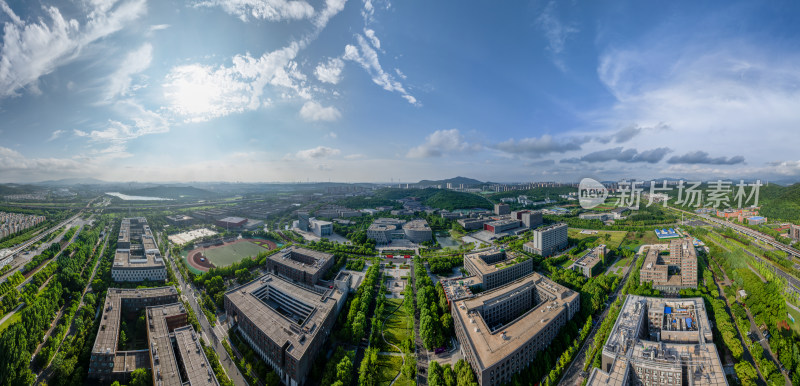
[113, 249, 165, 270]
[534, 222, 567, 232]
[93, 287, 179, 356]
[266, 246, 333, 275]
[224, 273, 345, 361]
[574, 245, 605, 269]
[218, 216, 247, 223]
[403, 219, 431, 230]
[590, 295, 724, 386]
[464, 248, 528, 275]
[452, 273, 578, 370]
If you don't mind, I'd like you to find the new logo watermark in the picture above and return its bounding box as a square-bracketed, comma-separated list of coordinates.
[578, 179, 762, 210]
[578, 178, 608, 210]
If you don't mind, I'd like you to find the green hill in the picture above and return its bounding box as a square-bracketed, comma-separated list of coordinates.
[417, 176, 483, 187]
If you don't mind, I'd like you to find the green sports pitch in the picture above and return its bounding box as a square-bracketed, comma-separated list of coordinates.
[201, 240, 269, 267]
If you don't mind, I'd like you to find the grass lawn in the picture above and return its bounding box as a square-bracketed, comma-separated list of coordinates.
[203, 240, 269, 266]
[376, 354, 414, 386]
[381, 298, 411, 352]
[620, 230, 663, 250]
[788, 306, 800, 335]
[0, 311, 21, 333]
[568, 228, 628, 249]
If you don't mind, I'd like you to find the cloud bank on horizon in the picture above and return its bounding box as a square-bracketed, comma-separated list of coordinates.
[0, 0, 799, 183]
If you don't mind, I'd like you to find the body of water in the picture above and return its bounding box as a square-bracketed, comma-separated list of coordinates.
[106, 192, 172, 201]
[437, 233, 462, 248]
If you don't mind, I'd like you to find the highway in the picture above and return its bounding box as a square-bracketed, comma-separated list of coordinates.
[686, 210, 800, 258]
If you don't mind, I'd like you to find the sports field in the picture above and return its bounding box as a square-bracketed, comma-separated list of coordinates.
[568, 228, 628, 249]
[186, 239, 277, 272]
[204, 240, 267, 265]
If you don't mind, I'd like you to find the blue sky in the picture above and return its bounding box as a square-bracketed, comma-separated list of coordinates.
[1, 0, 799, 183]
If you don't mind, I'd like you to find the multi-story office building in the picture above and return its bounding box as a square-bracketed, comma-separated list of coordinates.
[511, 210, 543, 228]
[265, 246, 334, 285]
[587, 295, 726, 386]
[450, 273, 579, 386]
[112, 218, 167, 282]
[573, 245, 606, 278]
[639, 239, 697, 293]
[523, 223, 568, 257]
[791, 224, 800, 241]
[224, 274, 349, 386]
[463, 248, 533, 290]
[579, 212, 612, 221]
[89, 287, 218, 385]
[494, 203, 510, 215]
[297, 212, 310, 231]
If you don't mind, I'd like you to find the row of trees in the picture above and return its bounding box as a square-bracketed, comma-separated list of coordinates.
[414, 257, 454, 350]
[428, 359, 478, 386]
[21, 242, 62, 274]
[319, 347, 354, 386]
[344, 263, 381, 343]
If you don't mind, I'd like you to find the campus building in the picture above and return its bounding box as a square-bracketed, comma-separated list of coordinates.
[450, 273, 580, 386]
[587, 295, 726, 386]
[573, 245, 606, 278]
[463, 248, 534, 290]
[265, 246, 334, 285]
[483, 219, 522, 235]
[309, 218, 332, 237]
[791, 224, 800, 241]
[366, 218, 432, 244]
[88, 287, 218, 385]
[511, 210, 543, 229]
[458, 217, 492, 231]
[112, 217, 167, 282]
[224, 274, 349, 386]
[639, 239, 698, 293]
[494, 203, 510, 215]
[523, 223, 568, 257]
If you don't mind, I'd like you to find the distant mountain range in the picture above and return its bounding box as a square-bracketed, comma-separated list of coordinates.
[34, 177, 111, 186]
[417, 176, 484, 187]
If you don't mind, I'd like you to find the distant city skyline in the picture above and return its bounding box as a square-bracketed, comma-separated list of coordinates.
[1, 0, 799, 183]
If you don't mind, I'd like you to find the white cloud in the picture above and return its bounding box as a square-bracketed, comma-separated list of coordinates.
[343, 34, 418, 105]
[535, 1, 578, 71]
[293, 146, 341, 159]
[0, 1, 22, 26]
[0, 0, 147, 98]
[75, 100, 168, 148]
[407, 129, 476, 158]
[48, 130, 65, 141]
[345, 153, 365, 159]
[299, 101, 341, 121]
[594, 40, 800, 172]
[103, 43, 153, 101]
[193, 0, 314, 22]
[0, 146, 84, 180]
[165, 0, 347, 121]
[364, 28, 380, 49]
[164, 43, 306, 122]
[493, 134, 588, 158]
[314, 57, 344, 84]
[150, 24, 170, 31]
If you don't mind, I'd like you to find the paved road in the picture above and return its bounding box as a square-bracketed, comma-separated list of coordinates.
[165, 248, 249, 386]
[559, 246, 643, 385]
